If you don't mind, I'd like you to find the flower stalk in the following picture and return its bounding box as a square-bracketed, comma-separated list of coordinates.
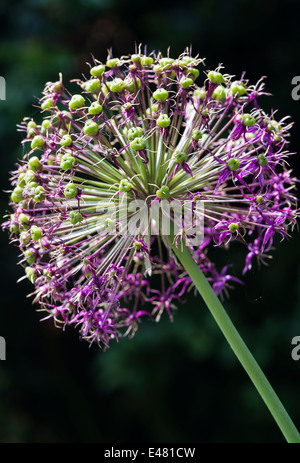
[170, 235, 300, 443]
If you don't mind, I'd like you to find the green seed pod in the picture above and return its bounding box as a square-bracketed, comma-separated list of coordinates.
[25, 267, 37, 283]
[84, 79, 101, 94]
[153, 88, 169, 102]
[101, 83, 110, 96]
[70, 211, 83, 225]
[41, 98, 55, 110]
[12, 221, 21, 235]
[60, 154, 76, 170]
[31, 135, 45, 150]
[41, 119, 51, 134]
[110, 78, 125, 93]
[227, 158, 240, 171]
[43, 268, 52, 281]
[146, 104, 159, 116]
[19, 213, 30, 224]
[131, 54, 141, 63]
[51, 112, 62, 127]
[88, 102, 103, 115]
[31, 225, 43, 241]
[60, 134, 72, 147]
[229, 222, 239, 233]
[212, 85, 227, 102]
[194, 88, 207, 100]
[28, 181, 39, 191]
[33, 186, 46, 203]
[83, 120, 99, 137]
[27, 122, 36, 137]
[141, 56, 154, 66]
[274, 134, 282, 143]
[24, 249, 36, 265]
[156, 114, 171, 128]
[159, 58, 174, 70]
[128, 127, 143, 141]
[230, 81, 246, 97]
[180, 56, 195, 66]
[106, 58, 119, 68]
[156, 186, 170, 200]
[27, 128, 36, 138]
[10, 222, 19, 234]
[90, 64, 106, 77]
[256, 195, 264, 205]
[258, 154, 268, 166]
[192, 129, 202, 141]
[51, 114, 61, 128]
[24, 170, 36, 184]
[180, 77, 194, 89]
[52, 81, 64, 94]
[153, 64, 162, 74]
[69, 94, 85, 111]
[124, 77, 141, 92]
[27, 120, 37, 129]
[51, 110, 72, 129]
[11, 187, 24, 203]
[20, 231, 31, 245]
[174, 152, 188, 164]
[28, 156, 42, 171]
[243, 114, 256, 127]
[18, 173, 26, 187]
[208, 71, 225, 84]
[187, 68, 200, 80]
[130, 137, 146, 151]
[64, 183, 78, 199]
[119, 179, 133, 192]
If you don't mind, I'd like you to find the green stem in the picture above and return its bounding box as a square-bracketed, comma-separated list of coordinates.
[170, 238, 300, 443]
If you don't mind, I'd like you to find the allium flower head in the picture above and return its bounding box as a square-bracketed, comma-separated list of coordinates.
[3, 46, 298, 348]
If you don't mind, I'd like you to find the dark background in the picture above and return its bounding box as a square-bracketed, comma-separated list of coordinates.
[0, 0, 299, 443]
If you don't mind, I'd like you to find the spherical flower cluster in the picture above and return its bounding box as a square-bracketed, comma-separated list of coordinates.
[3, 47, 298, 348]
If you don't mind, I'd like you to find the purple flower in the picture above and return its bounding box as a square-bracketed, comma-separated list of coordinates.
[2, 47, 298, 348]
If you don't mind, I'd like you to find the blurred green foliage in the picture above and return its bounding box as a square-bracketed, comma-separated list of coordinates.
[0, 0, 299, 443]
